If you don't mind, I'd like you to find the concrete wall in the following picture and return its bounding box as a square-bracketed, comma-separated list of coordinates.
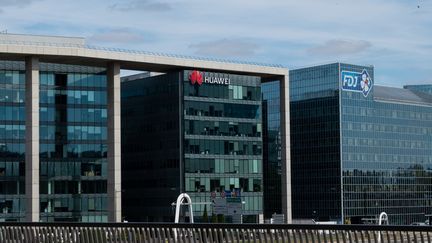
[25, 56, 40, 222]
[280, 74, 292, 223]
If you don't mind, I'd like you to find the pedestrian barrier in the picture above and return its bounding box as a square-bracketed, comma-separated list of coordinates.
[0, 222, 431, 242]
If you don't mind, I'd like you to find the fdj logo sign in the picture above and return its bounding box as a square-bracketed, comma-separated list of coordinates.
[341, 69, 373, 97]
[189, 70, 230, 86]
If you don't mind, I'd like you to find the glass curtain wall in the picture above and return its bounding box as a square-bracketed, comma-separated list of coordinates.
[290, 64, 342, 221]
[340, 64, 432, 224]
[39, 64, 108, 222]
[0, 61, 26, 221]
[262, 81, 282, 218]
[121, 72, 181, 222]
[183, 71, 263, 222]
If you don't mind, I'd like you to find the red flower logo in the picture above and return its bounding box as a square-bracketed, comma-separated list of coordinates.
[189, 70, 203, 85]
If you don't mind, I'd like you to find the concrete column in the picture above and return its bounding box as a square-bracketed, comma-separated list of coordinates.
[107, 62, 122, 222]
[280, 73, 292, 223]
[25, 56, 40, 222]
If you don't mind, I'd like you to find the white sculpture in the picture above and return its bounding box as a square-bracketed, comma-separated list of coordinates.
[174, 193, 194, 223]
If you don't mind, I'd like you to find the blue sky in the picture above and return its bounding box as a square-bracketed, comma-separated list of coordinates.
[0, 0, 431, 87]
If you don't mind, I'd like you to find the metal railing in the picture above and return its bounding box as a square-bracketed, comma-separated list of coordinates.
[0, 38, 285, 68]
[1, 222, 432, 242]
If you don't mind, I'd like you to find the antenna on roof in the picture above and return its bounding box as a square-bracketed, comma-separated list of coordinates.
[0, 30, 8, 34]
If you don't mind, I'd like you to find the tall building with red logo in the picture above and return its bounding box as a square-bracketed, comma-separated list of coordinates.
[121, 70, 264, 222]
[0, 33, 289, 224]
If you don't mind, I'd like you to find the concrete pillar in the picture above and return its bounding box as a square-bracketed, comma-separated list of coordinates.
[107, 62, 122, 222]
[25, 56, 40, 222]
[280, 73, 292, 223]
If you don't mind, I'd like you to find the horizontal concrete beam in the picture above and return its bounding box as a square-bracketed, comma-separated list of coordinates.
[0, 43, 287, 77]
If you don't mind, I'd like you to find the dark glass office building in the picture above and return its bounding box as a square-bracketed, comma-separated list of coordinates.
[0, 61, 109, 222]
[262, 81, 282, 218]
[122, 70, 264, 222]
[290, 63, 432, 225]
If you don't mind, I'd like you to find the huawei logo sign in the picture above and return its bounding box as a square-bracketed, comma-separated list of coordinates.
[189, 70, 203, 85]
[188, 70, 231, 86]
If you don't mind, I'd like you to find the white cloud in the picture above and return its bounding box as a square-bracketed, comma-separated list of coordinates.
[0, 0, 43, 12]
[0, 0, 39, 6]
[189, 39, 259, 57]
[308, 39, 372, 56]
[88, 29, 145, 44]
[0, 0, 430, 86]
[109, 0, 172, 12]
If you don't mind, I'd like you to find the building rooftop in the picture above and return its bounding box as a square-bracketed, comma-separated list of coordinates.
[0, 33, 85, 46]
[404, 84, 432, 95]
[290, 62, 374, 71]
[0, 33, 284, 70]
[374, 86, 432, 106]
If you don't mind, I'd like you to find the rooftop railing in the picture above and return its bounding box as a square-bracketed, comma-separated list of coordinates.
[0, 39, 285, 69]
[0, 222, 431, 243]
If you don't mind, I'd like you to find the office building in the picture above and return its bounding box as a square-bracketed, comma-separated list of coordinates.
[290, 63, 432, 224]
[0, 60, 109, 222]
[0, 61, 110, 222]
[0, 33, 290, 222]
[122, 70, 266, 222]
[262, 81, 283, 218]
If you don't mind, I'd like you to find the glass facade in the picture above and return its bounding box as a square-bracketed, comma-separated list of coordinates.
[291, 63, 432, 225]
[261, 81, 282, 218]
[0, 61, 26, 221]
[121, 70, 264, 222]
[340, 64, 432, 224]
[290, 63, 342, 221]
[404, 85, 432, 95]
[183, 70, 263, 222]
[121, 73, 181, 222]
[39, 63, 108, 222]
[0, 61, 109, 222]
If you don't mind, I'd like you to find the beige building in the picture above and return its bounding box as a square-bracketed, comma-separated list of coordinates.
[0, 33, 291, 223]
